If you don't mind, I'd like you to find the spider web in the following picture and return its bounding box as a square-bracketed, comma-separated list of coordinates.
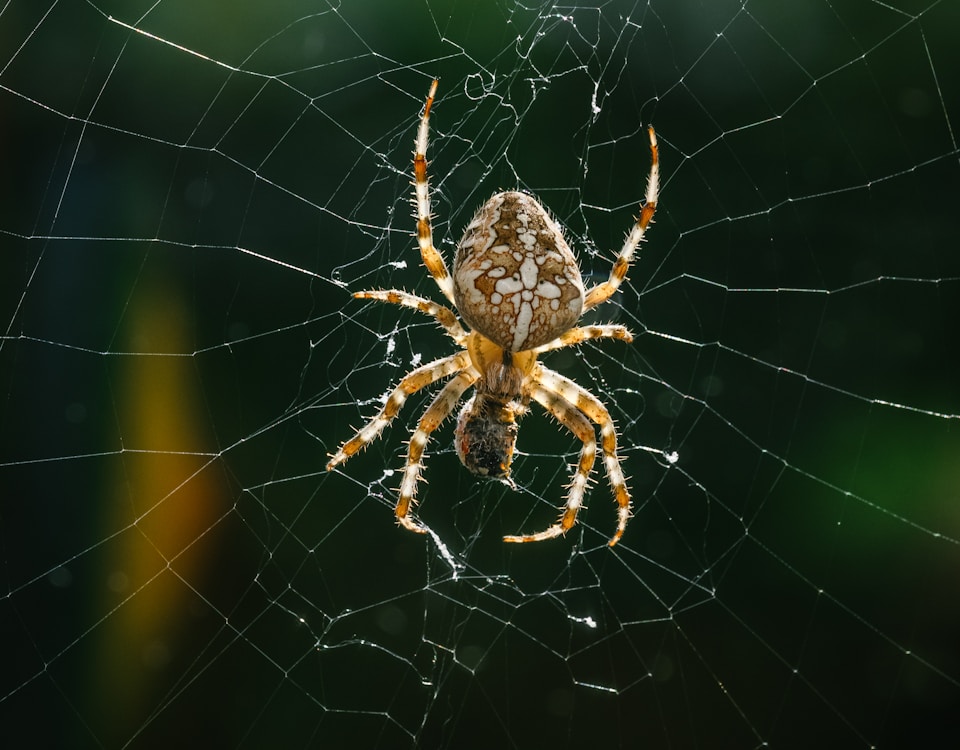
[2, 0, 959, 747]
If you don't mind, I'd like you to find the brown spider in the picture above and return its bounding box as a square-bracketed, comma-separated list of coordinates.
[327, 80, 659, 546]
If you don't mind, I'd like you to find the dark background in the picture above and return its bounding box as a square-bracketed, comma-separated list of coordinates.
[2, 1, 959, 747]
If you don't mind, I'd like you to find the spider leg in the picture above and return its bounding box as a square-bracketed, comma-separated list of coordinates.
[503, 385, 597, 544]
[354, 289, 467, 344]
[532, 324, 633, 355]
[326, 351, 471, 471]
[413, 79, 456, 305]
[397, 369, 478, 533]
[530, 363, 632, 546]
[583, 126, 659, 311]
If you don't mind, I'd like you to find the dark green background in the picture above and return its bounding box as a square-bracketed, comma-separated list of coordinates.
[2, 0, 959, 747]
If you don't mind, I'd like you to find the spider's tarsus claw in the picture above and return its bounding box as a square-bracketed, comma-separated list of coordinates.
[326, 452, 347, 471]
[424, 79, 438, 116]
[398, 515, 428, 534]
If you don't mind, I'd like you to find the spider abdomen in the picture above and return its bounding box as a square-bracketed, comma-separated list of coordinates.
[453, 191, 584, 352]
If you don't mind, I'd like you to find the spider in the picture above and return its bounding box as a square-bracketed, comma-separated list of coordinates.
[327, 80, 659, 546]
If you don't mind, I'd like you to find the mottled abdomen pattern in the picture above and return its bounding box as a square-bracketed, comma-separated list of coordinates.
[453, 191, 585, 352]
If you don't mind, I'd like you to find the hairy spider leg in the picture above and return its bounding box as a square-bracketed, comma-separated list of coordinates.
[531, 324, 634, 355]
[412, 79, 455, 304]
[353, 289, 467, 344]
[583, 126, 659, 311]
[326, 351, 471, 470]
[397, 370, 478, 532]
[503, 386, 597, 543]
[528, 363, 632, 546]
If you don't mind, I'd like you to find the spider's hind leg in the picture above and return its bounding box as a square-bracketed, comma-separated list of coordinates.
[511, 364, 632, 546]
[396, 370, 477, 532]
[503, 385, 597, 544]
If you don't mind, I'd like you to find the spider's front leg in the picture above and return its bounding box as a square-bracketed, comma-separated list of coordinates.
[583, 126, 659, 311]
[531, 324, 634, 355]
[353, 289, 467, 344]
[412, 79, 456, 304]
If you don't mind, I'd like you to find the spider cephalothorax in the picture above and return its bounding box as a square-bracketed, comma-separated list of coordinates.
[327, 80, 659, 546]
